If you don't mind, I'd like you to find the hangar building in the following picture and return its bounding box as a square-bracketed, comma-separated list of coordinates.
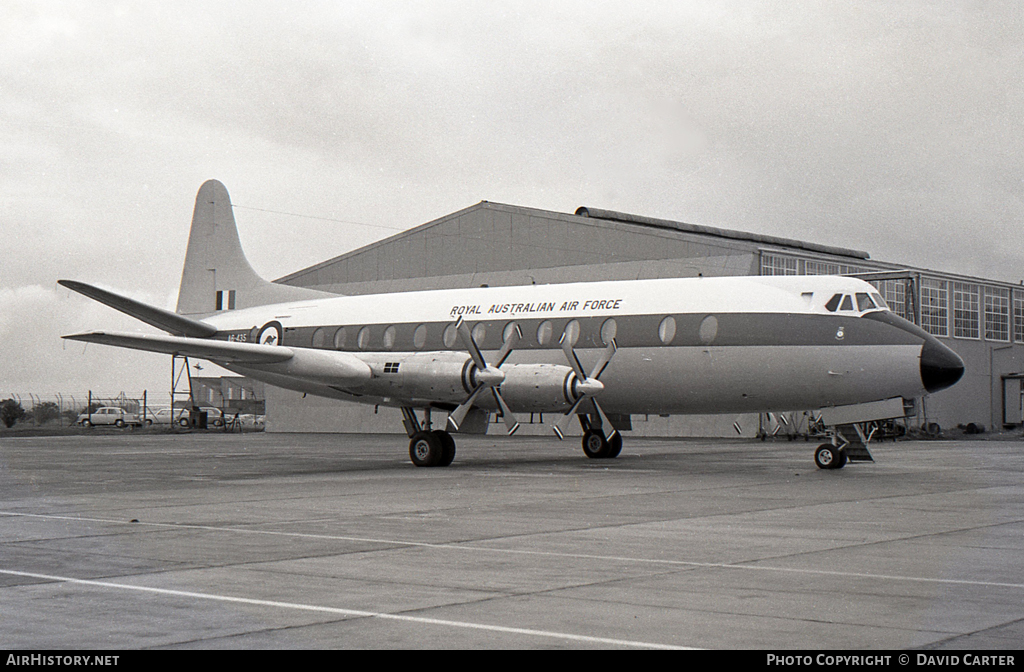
[261, 201, 1024, 437]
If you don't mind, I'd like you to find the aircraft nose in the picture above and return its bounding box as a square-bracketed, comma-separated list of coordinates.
[921, 337, 965, 393]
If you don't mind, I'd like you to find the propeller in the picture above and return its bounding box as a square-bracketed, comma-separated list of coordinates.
[552, 334, 617, 440]
[447, 318, 522, 435]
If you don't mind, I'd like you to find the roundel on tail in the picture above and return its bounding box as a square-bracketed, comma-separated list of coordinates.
[257, 321, 284, 347]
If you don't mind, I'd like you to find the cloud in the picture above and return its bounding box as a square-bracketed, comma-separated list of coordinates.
[1, 2, 1022, 393]
[0, 283, 178, 401]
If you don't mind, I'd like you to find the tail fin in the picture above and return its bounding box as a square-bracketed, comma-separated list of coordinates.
[176, 180, 334, 317]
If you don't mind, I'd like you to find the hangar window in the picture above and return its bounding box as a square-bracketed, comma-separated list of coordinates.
[311, 327, 326, 348]
[537, 320, 554, 345]
[984, 287, 1010, 342]
[357, 326, 371, 350]
[1014, 292, 1024, 344]
[825, 294, 842, 312]
[600, 318, 617, 345]
[413, 324, 428, 349]
[920, 278, 949, 337]
[383, 325, 397, 350]
[333, 327, 347, 350]
[760, 253, 798, 276]
[953, 282, 980, 340]
[658, 316, 676, 344]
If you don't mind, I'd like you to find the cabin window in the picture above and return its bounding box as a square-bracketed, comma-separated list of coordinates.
[502, 322, 520, 344]
[658, 316, 676, 344]
[383, 325, 396, 350]
[472, 322, 487, 345]
[699, 315, 718, 344]
[357, 326, 371, 350]
[413, 324, 428, 349]
[311, 327, 326, 348]
[600, 318, 617, 345]
[840, 295, 854, 311]
[334, 327, 347, 349]
[824, 294, 842, 312]
[563, 319, 581, 346]
[537, 320, 553, 345]
[443, 324, 458, 348]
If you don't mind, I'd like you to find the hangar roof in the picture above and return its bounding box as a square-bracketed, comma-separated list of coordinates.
[276, 201, 871, 294]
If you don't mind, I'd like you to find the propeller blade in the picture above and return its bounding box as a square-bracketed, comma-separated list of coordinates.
[494, 323, 522, 367]
[588, 339, 617, 380]
[447, 385, 485, 432]
[559, 332, 587, 380]
[552, 395, 586, 439]
[455, 317, 488, 371]
[589, 398, 619, 441]
[491, 389, 520, 436]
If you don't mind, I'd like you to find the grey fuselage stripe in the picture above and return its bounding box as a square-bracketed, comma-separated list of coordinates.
[215, 311, 925, 354]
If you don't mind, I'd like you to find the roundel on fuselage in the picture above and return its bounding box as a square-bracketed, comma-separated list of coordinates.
[257, 321, 284, 347]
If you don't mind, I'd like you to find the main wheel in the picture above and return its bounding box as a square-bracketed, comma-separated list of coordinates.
[582, 429, 611, 459]
[409, 431, 444, 467]
[814, 444, 842, 470]
[606, 432, 623, 458]
[433, 430, 456, 467]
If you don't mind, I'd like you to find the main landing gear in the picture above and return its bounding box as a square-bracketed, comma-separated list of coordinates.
[582, 428, 622, 459]
[402, 407, 457, 468]
[409, 429, 456, 467]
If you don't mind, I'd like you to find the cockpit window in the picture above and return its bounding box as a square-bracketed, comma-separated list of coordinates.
[825, 294, 842, 312]
[870, 292, 888, 310]
[856, 293, 874, 311]
[840, 295, 853, 311]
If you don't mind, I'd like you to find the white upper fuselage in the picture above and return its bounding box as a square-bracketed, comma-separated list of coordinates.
[198, 274, 935, 416]
[201, 275, 879, 330]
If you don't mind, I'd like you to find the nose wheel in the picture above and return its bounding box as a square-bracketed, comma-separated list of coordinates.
[814, 443, 847, 470]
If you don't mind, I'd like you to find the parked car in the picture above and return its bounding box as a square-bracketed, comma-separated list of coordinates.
[76, 407, 140, 428]
[140, 407, 183, 425]
[235, 413, 266, 429]
[200, 407, 225, 427]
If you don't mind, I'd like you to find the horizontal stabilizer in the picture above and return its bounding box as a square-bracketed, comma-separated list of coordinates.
[58, 280, 217, 338]
[63, 331, 374, 387]
[62, 331, 293, 364]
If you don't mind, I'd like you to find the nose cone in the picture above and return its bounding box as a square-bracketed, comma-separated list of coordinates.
[921, 338, 965, 393]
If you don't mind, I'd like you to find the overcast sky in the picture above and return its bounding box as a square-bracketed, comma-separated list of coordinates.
[2, 1, 1022, 402]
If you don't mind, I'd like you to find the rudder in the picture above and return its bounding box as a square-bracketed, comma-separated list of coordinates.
[176, 180, 332, 316]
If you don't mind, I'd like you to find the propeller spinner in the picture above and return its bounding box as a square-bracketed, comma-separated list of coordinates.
[446, 318, 522, 435]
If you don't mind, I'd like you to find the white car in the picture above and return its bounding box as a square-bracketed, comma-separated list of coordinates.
[200, 407, 225, 427]
[146, 408, 192, 426]
[77, 407, 140, 428]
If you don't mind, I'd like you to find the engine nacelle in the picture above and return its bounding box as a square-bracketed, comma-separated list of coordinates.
[382, 352, 471, 403]
[498, 363, 576, 413]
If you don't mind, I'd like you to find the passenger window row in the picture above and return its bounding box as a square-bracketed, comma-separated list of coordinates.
[304, 316, 694, 351]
